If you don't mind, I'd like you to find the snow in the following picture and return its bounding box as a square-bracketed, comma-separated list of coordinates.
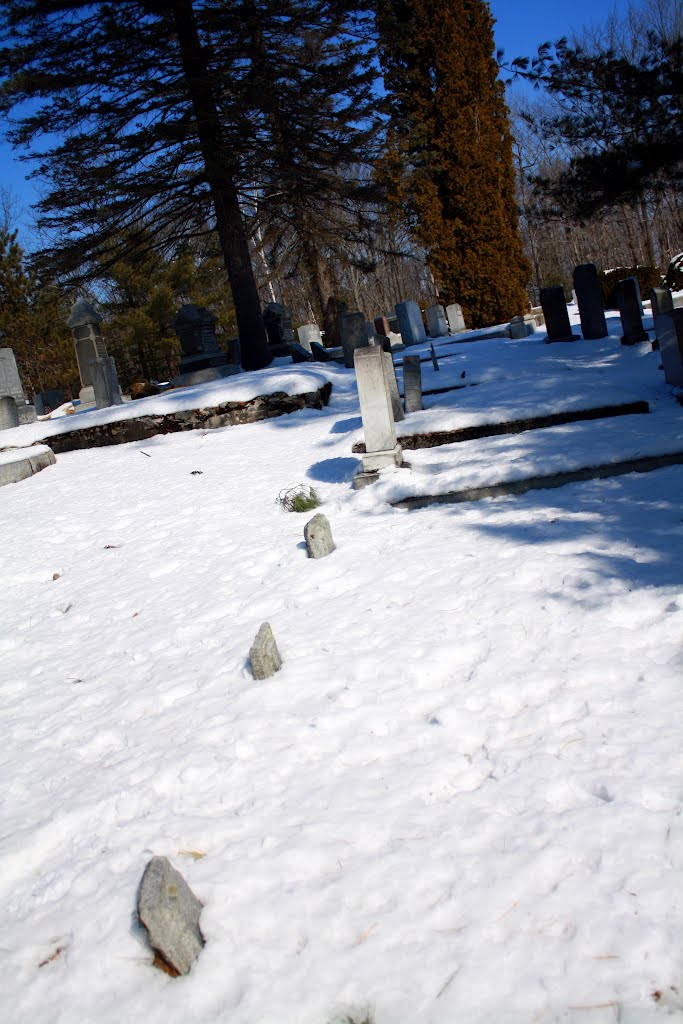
[1, 308, 682, 1024]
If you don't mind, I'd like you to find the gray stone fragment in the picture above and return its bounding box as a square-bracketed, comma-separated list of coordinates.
[137, 856, 204, 976]
[249, 622, 282, 679]
[429, 343, 440, 371]
[304, 513, 336, 559]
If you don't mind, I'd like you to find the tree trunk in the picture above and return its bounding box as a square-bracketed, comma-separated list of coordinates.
[168, 0, 270, 371]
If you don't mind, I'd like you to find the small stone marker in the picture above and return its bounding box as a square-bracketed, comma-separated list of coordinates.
[426, 303, 449, 338]
[403, 355, 423, 413]
[384, 351, 404, 422]
[540, 286, 577, 342]
[508, 315, 530, 339]
[654, 310, 683, 386]
[338, 312, 370, 368]
[0, 395, 19, 430]
[446, 303, 465, 333]
[650, 287, 674, 318]
[297, 323, 321, 352]
[249, 622, 282, 679]
[615, 277, 649, 345]
[137, 856, 204, 976]
[429, 343, 440, 371]
[573, 263, 608, 339]
[353, 346, 402, 487]
[395, 300, 427, 345]
[304, 513, 335, 559]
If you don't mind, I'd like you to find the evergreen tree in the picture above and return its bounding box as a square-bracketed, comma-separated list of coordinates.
[376, 0, 530, 327]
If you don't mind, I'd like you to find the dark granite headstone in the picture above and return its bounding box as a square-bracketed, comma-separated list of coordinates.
[573, 264, 608, 339]
[615, 278, 650, 345]
[263, 303, 295, 356]
[540, 286, 578, 343]
[338, 312, 370, 368]
[651, 287, 674, 318]
[34, 388, 67, 416]
[173, 304, 229, 374]
[654, 310, 683, 386]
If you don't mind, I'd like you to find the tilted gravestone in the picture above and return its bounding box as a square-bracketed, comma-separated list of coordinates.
[615, 277, 649, 345]
[304, 513, 336, 559]
[654, 310, 683, 386]
[137, 856, 204, 976]
[297, 323, 321, 353]
[395, 301, 427, 345]
[90, 356, 124, 409]
[249, 622, 282, 679]
[66, 299, 109, 404]
[540, 286, 577, 343]
[446, 303, 465, 333]
[426, 303, 449, 338]
[429, 343, 440, 371]
[338, 312, 370, 368]
[651, 287, 674, 318]
[573, 263, 608, 339]
[263, 302, 295, 356]
[353, 346, 403, 488]
[403, 355, 423, 413]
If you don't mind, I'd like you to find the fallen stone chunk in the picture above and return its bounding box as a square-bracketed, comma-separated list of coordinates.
[249, 622, 282, 679]
[137, 856, 204, 976]
[304, 513, 336, 559]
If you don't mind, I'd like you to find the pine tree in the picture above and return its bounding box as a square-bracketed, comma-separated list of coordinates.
[376, 0, 530, 327]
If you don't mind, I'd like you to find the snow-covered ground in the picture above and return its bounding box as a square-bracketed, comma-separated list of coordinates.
[1, 307, 682, 1024]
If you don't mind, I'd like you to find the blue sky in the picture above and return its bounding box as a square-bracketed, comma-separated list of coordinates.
[1, 0, 633, 240]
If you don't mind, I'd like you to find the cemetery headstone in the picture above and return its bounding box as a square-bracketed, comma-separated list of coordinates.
[288, 342, 314, 363]
[654, 310, 683, 386]
[374, 315, 391, 338]
[384, 351, 404, 422]
[297, 323, 321, 352]
[249, 622, 282, 679]
[615, 277, 650, 345]
[0, 395, 19, 430]
[651, 287, 674, 318]
[137, 856, 204, 976]
[540, 286, 577, 342]
[263, 302, 295, 356]
[34, 388, 67, 416]
[338, 311, 370, 368]
[573, 263, 608, 339]
[395, 301, 427, 345]
[17, 404, 37, 424]
[353, 346, 403, 487]
[446, 303, 465, 333]
[66, 299, 108, 404]
[508, 315, 531, 339]
[403, 355, 423, 413]
[426, 303, 449, 338]
[90, 356, 124, 409]
[173, 304, 233, 384]
[429, 343, 440, 371]
[304, 513, 336, 559]
[0, 348, 26, 404]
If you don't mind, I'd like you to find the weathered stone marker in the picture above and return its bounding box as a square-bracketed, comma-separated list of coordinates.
[172, 304, 236, 386]
[384, 351, 404, 422]
[654, 310, 683, 386]
[0, 348, 26, 405]
[263, 302, 295, 356]
[540, 286, 577, 342]
[429, 343, 440, 371]
[615, 277, 650, 345]
[651, 287, 674, 318]
[573, 263, 608, 339]
[508, 315, 530, 339]
[67, 299, 109, 405]
[0, 395, 19, 430]
[446, 303, 465, 334]
[297, 323, 321, 353]
[249, 622, 282, 679]
[395, 300, 427, 345]
[339, 312, 370, 368]
[33, 388, 66, 416]
[137, 856, 204, 976]
[90, 356, 124, 410]
[403, 355, 423, 413]
[426, 303, 449, 338]
[304, 513, 336, 559]
[353, 346, 403, 488]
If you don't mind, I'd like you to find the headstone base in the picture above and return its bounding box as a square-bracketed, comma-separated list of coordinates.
[621, 331, 650, 346]
[360, 443, 403, 474]
[171, 365, 241, 389]
[79, 386, 96, 405]
[545, 334, 580, 344]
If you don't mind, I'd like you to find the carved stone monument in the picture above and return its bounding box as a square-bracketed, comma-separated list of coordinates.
[66, 299, 108, 405]
[263, 302, 295, 356]
[426, 304, 449, 338]
[353, 346, 403, 488]
[446, 303, 465, 333]
[172, 304, 238, 387]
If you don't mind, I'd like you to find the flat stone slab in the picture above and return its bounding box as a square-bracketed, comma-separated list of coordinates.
[0, 445, 56, 487]
[353, 401, 650, 453]
[392, 451, 683, 509]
